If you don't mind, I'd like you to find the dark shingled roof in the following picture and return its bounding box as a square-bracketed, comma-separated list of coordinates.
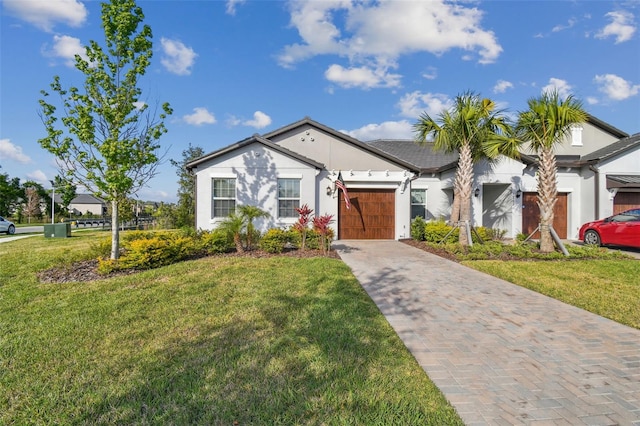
[366, 139, 458, 172]
[54, 193, 105, 204]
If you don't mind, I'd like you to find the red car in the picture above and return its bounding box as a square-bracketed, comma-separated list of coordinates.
[579, 208, 640, 249]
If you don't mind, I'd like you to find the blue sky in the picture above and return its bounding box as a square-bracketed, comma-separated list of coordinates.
[1, 0, 639, 203]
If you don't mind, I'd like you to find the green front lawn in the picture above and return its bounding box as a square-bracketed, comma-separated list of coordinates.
[0, 234, 462, 425]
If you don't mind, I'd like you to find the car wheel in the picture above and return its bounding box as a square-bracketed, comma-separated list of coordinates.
[583, 230, 601, 246]
[7, 225, 16, 235]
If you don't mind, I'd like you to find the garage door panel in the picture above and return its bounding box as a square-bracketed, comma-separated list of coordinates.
[614, 192, 640, 214]
[339, 189, 395, 239]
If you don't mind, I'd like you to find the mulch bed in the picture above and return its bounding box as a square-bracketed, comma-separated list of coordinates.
[38, 248, 340, 284]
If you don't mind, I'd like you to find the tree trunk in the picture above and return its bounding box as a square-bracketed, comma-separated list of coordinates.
[234, 233, 244, 254]
[111, 199, 120, 260]
[456, 142, 474, 246]
[449, 187, 461, 226]
[537, 147, 557, 253]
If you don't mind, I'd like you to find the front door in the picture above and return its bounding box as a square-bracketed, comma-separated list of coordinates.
[522, 192, 568, 239]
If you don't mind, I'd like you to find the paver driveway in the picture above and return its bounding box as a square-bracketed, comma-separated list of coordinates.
[335, 240, 640, 425]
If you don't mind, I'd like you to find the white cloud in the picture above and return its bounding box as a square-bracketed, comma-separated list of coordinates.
[552, 17, 577, 33]
[3, 0, 87, 32]
[324, 64, 401, 89]
[586, 97, 599, 105]
[26, 169, 49, 184]
[595, 10, 636, 43]
[137, 187, 173, 202]
[0, 139, 31, 164]
[226, 0, 246, 16]
[594, 74, 640, 100]
[422, 67, 437, 80]
[160, 38, 197, 75]
[493, 79, 514, 93]
[183, 107, 216, 126]
[225, 115, 242, 127]
[42, 34, 87, 67]
[542, 78, 573, 98]
[397, 91, 452, 119]
[243, 111, 272, 129]
[344, 120, 414, 141]
[278, 0, 502, 72]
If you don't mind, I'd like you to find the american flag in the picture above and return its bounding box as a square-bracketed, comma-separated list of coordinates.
[335, 172, 351, 210]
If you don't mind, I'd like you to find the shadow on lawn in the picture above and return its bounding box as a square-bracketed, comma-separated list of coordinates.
[77, 275, 458, 424]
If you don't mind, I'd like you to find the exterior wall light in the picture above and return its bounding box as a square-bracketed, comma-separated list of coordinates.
[474, 187, 480, 197]
[326, 185, 333, 196]
[516, 189, 522, 198]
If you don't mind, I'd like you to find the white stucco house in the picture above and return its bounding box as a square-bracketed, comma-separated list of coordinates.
[186, 117, 640, 241]
[54, 193, 107, 216]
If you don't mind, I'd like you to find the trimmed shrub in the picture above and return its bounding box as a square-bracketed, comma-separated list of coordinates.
[97, 258, 118, 274]
[199, 229, 233, 254]
[410, 216, 426, 241]
[89, 237, 111, 259]
[305, 228, 334, 251]
[259, 228, 293, 253]
[424, 220, 458, 244]
[95, 231, 201, 273]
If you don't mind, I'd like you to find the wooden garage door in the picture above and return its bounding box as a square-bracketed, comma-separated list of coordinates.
[338, 189, 395, 239]
[613, 192, 640, 214]
[522, 192, 568, 239]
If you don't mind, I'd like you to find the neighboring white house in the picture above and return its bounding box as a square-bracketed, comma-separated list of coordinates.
[187, 117, 640, 240]
[55, 193, 107, 216]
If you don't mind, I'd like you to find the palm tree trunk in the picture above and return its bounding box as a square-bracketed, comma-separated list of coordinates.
[456, 142, 474, 246]
[537, 146, 557, 252]
[234, 233, 244, 254]
[449, 186, 461, 226]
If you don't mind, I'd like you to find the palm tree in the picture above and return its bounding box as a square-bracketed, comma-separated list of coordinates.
[516, 90, 587, 252]
[414, 91, 510, 246]
[218, 213, 246, 253]
[238, 205, 269, 250]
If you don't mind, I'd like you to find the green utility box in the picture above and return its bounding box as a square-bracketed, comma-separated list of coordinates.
[44, 223, 72, 238]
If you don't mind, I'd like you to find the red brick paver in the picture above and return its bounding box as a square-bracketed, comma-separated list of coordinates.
[336, 241, 640, 425]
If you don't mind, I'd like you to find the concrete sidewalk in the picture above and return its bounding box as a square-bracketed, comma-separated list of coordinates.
[335, 240, 640, 425]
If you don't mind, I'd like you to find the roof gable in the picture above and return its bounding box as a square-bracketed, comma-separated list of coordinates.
[585, 114, 628, 139]
[262, 117, 419, 172]
[186, 134, 325, 170]
[581, 132, 640, 162]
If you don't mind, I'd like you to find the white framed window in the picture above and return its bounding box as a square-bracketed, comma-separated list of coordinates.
[571, 125, 583, 146]
[212, 178, 236, 218]
[277, 178, 300, 218]
[411, 189, 427, 219]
